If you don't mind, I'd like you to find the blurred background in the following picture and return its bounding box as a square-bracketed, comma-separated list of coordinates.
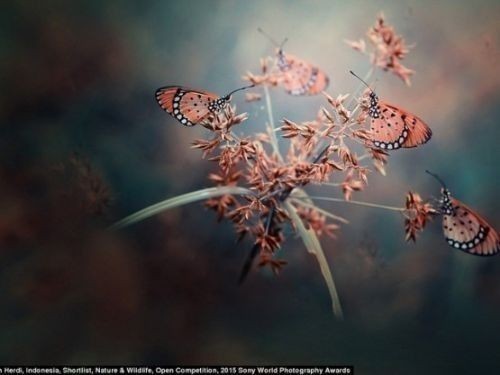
[1, 0, 499, 372]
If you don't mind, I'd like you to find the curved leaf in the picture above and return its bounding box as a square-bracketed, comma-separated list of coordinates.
[284, 200, 344, 319]
[110, 186, 253, 230]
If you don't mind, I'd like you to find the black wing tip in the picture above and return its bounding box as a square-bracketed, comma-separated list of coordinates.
[155, 85, 184, 96]
[155, 87, 171, 100]
[423, 127, 433, 143]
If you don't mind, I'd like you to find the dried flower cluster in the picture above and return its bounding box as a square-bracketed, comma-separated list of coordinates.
[403, 191, 437, 242]
[346, 12, 415, 85]
[242, 57, 280, 88]
[188, 14, 441, 277]
[192, 83, 402, 273]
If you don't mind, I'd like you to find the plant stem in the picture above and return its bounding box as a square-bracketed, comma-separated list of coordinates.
[294, 195, 405, 212]
[284, 201, 343, 318]
[356, 153, 370, 161]
[263, 84, 283, 162]
[320, 182, 342, 187]
[110, 186, 253, 230]
[240, 84, 283, 283]
[290, 198, 349, 224]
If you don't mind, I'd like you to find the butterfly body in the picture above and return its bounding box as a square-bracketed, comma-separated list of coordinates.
[367, 91, 432, 150]
[438, 187, 499, 256]
[277, 50, 292, 71]
[276, 49, 329, 96]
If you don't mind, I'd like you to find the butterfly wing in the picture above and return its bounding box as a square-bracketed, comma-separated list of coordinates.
[155, 86, 220, 126]
[369, 102, 408, 150]
[308, 67, 329, 95]
[279, 53, 329, 96]
[399, 108, 432, 148]
[369, 101, 432, 150]
[443, 198, 500, 256]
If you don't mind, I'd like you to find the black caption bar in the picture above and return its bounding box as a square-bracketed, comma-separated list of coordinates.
[0, 367, 353, 375]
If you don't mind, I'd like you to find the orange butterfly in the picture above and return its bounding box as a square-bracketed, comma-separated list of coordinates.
[259, 28, 329, 96]
[427, 171, 499, 256]
[350, 71, 432, 150]
[155, 85, 253, 126]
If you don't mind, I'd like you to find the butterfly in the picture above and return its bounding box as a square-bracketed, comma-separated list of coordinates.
[427, 170, 499, 256]
[155, 85, 253, 126]
[350, 70, 432, 150]
[276, 50, 330, 96]
[258, 28, 329, 96]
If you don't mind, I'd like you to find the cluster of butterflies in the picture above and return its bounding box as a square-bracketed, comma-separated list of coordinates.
[155, 31, 499, 257]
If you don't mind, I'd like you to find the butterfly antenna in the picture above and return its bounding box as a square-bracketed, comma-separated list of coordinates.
[349, 70, 374, 93]
[425, 170, 447, 189]
[225, 84, 255, 98]
[258, 28, 288, 52]
[257, 27, 280, 47]
[279, 37, 289, 51]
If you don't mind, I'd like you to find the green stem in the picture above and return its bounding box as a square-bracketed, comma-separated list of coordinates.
[109, 186, 253, 230]
[320, 182, 342, 187]
[356, 153, 370, 161]
[290, 198, 349, 224]
[263, 84, 283, 161]
[284, 201, 343, 319]
[294, 195, 405, 212]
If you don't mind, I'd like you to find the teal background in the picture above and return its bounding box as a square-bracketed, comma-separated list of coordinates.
[1, 0, 499, 372]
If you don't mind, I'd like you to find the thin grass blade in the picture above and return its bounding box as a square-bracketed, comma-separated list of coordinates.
[109, 186, 252, 230]
[284, 200, 344, 319]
